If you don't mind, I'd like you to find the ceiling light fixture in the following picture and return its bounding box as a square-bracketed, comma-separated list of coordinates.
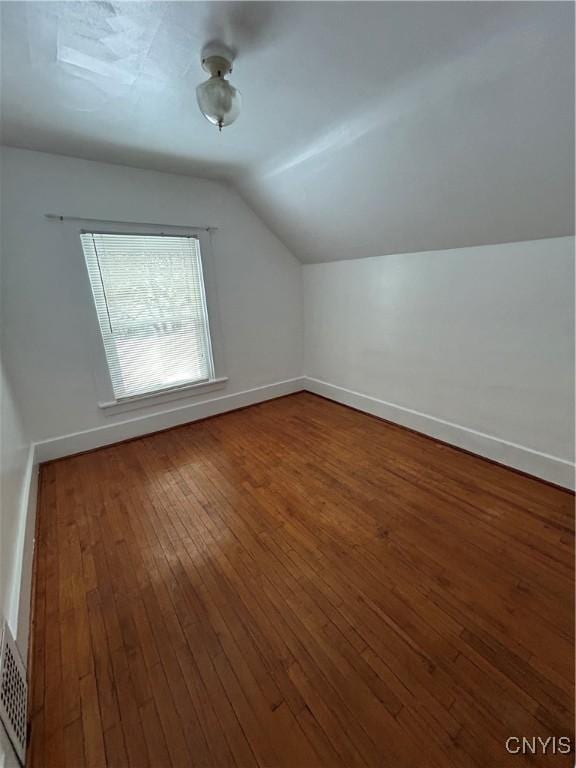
[196, 44, 241, 131]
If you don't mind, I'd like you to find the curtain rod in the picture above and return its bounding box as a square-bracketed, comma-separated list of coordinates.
[44, 213, 218, 232]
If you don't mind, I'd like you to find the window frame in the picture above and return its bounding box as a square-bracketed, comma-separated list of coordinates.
[73, 220, 226, 413]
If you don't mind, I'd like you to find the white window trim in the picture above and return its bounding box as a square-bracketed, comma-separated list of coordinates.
[68, 219, 227, 413]
[98, 375, 229, 415]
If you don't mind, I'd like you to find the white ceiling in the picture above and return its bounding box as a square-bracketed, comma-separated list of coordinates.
[1, 1, 573, 263]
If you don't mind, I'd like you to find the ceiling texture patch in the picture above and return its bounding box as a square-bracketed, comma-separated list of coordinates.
[25, 2, 196, 112]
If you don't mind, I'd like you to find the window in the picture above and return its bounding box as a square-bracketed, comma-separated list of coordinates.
[80, 232, 214, 401]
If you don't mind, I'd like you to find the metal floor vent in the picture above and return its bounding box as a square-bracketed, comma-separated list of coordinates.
[0, 621, 27, 765]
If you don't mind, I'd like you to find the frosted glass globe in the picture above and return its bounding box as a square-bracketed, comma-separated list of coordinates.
[196, 76, 241, 130]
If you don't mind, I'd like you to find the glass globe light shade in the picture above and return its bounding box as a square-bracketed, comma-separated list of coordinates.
[196, 76, 241, 130]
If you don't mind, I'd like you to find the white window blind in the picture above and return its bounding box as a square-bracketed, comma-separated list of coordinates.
[80, 232, 214, 400]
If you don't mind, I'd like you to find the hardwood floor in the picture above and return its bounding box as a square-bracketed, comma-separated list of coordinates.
[28, 392, 574, 767]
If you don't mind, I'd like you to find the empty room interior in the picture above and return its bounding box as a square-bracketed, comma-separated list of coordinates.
[0, 1, 574, 766]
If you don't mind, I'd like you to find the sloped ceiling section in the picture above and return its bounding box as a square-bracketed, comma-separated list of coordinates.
[1, 1, 574, 263]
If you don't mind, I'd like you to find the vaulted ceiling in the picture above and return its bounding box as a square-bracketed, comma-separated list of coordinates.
[1, 1, 573, 262]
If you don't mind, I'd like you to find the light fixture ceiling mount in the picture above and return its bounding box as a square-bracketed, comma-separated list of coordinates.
[196, 43, 241, 131]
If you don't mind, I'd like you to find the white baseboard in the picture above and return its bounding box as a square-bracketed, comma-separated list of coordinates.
[34, 377, 306, 463]
[303, 377, 575, 490]
[10, 444, 39, 662]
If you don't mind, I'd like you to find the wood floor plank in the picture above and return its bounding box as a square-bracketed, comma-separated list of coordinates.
[79, 672, 106, 768]
[102, 723, 129, 768]
[28, 393, 574, 767]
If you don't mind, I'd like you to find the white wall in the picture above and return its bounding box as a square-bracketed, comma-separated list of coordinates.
[0, 355, 33, 647]
[1, 147, 303, 447]
[304, 237, 575, 486]
[1, 149, 36, 658]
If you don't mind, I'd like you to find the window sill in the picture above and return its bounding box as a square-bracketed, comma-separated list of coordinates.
[98, 376, 229, 415]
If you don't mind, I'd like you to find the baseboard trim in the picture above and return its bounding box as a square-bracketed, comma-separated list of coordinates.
[303, 377, 575, 490]
[10, 444, 39, 663]
[34, 377, 306, 463]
